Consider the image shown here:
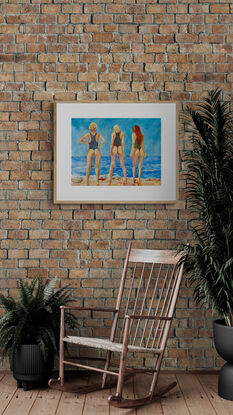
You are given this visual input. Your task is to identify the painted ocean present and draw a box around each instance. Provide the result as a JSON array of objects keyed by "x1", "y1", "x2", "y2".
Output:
[{"x1": 72, "y1": 156, "x2": 161, "y2": 180}]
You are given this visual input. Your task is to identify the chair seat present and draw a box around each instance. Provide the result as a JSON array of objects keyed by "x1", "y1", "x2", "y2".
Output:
[{"x1": 63, "y1": 336, "x2": 162, "y2": 354}]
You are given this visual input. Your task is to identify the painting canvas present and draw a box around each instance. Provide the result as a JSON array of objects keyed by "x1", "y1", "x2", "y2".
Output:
[
  {"x1": 71, "y1": 118, "x2": 161, "y2": 187},
  {"x1": 54, "y1": 103, "x2": 177, "y2": 203}
]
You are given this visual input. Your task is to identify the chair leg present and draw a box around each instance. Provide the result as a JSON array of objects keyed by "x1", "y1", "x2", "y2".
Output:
[
  {"x1": 102, "y1": 351, "x2": 112, "y2": 388},
  {"x1": 109, "y1": 316, "x2": 130, "y2": 403},
  {"x1": 149, "y1": 352, "x2": 177, "y2": 400},
  {"x1": 59, "y1": 349, "x2": 64, "y2": 387},
  {"x1": 59, "y1": 307, "x2": 65, "y2": 387},
  {"x1": 116, "y1": 317, "x2": 130, "y2": 397},
  {"x1": 149, "y1": 353, "x2": 162, "y2": 397},
  {"x1": 116, "y1": 349, "x2": 126, "y2": 396}
]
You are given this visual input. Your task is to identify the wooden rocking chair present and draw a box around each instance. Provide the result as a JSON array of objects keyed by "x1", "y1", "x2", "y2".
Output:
[{"x1": 49, "y1": 242, "x2": 185, "y2": 409}]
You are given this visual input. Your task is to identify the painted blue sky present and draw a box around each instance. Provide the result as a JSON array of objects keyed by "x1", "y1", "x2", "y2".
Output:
[{"x1": 71, "y1": 118, "x2": 161, "y2": 157}]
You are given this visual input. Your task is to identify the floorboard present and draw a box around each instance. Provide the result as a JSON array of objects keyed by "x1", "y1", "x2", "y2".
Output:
[
  {"x1": 0, "y1": 374, "x2": 18, "y2": 414},
  {"x1": 55, "y1": 372, "x2": 89, "y2": 415},
  {"x1": 2, "y1": 385, "x2": 39, "y2": 415},
  {"x1": 160, "y1": 373, "x2": 189, "y2": 415},
  {"x1": 0, "y1": 371, "x2": 233, "y2": 415},
  {"x1": 176, "y1": 373, "x2": 217, "y2": 415},
  {"x1": 198, "y1": 374, "x2": 233, "y2": 415},
  {"x1": 28, "y1": 387, "x2": 62, "y2": 415},
  {"x1": 83, "y1": 376, "x2": 110, "y2": 415},
  {"x1": 110, "y1": 375, "x2": 135, "y2": 415},
  {"x1": 135, "y1": 373, "x2": 163, "y2": 415}
]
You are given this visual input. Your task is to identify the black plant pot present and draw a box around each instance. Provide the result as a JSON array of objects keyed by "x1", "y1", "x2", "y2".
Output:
[
  {"x1": 12, "y1": 344, "x2": 54, "y2": 391},
  {"x1": 213, "y1": 319, "x2": 233, "y2": 401}
]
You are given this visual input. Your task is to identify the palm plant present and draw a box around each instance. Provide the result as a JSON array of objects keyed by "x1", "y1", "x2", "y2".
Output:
[
  {"x1": 0, "y1": 277, "x2": 77, "y2": 365},
  {"x1": 182, "y1": 89, "x2": 233, "y2": 326}
]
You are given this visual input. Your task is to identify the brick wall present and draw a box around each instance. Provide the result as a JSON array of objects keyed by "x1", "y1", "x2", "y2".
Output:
[{"x1": 0, "y1": 0, "x2": 232, "y2": 370}]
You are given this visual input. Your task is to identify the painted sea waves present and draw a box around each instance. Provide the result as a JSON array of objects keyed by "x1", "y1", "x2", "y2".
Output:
[{"x1": 72, "y1": 155, "x2": 161, "y2": 186}]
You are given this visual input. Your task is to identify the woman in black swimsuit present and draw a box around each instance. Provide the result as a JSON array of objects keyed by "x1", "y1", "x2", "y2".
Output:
[
  {"x1": 79, "y1": 122, "x2": 105, "y2": 186},
  {"x1": 108, "y1": 125, "x2": 127, "y2": 185}
]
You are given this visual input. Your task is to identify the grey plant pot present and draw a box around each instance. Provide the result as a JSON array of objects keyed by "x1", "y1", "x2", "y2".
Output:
[
  {"x1": 213, "y1": 319, "x2": 233, "y2": 401},
  {"x1": 12, "y1": 344, "x2": 54, "y2": 391}
]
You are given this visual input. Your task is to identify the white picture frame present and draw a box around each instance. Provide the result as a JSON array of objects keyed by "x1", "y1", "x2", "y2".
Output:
[{"x1": 54, "y1": 102, "x2": 178, "y2": 204}]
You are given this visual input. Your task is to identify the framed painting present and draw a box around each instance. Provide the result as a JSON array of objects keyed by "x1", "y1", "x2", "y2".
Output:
[{"x1": 54, "y1": 102, "x2": 178, "y2": 204}]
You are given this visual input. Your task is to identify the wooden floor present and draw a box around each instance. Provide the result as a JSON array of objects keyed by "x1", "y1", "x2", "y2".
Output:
[{"x1": 0, "y1": 371, "x2": 233, "y2": 415}]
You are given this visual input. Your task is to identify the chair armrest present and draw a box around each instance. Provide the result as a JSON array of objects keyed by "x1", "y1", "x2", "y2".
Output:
[
  {"x1": 126, "y1": 314, "x2": 172, "y2": 321},
  {"x1": 60, "y1": 306, "x2": 117, "y2": 313}
]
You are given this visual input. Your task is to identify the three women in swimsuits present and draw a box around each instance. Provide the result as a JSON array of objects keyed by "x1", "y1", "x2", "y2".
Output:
[
  {"x1": 78, "y1": 122, "x2": 146, "y2": 186},
  {"x1": 79, "y1": 122, "x2": 105, "y2": 186},
  {"x1": 108, "y1": 125, "x2": 127, "y2": 185},
  {"x1": 130, "y1": 125, "x2": 146, "y2": 185}
]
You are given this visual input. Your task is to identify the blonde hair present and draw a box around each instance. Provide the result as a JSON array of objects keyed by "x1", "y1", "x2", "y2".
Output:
[
  {"x1": 89, "y1": 122, "x2": 97, "y2": 131},
  {"x1": 113, "y1": 125, "x2": 120, "y2": 133}
]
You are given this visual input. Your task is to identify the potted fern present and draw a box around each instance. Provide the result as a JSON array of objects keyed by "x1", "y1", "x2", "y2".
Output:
[
  {"x1": 182, "y1": 89, "x2": 233, "y2": 400},
  {"x1": 0, "y1": 277, "x2": 77, "y2": 391}
]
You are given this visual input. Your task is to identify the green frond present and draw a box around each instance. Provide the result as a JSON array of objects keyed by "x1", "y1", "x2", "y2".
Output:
[
  {"x1": 0, "y1": 276, "x2": 77, "y2": 363},
  {"x1": 0, "y1": 294, "x2": 17, "y2": 311},
  {"x1": 43, "y1": 278, "x2": 57, "y2": 302},
  {"x1": 180, "y1": 89, "x2": 233, "y2": 326}
]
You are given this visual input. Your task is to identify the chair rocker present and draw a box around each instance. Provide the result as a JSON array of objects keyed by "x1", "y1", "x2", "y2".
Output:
[{"x1": 49, "y1": 242, "x2": 184, "y2": 409}]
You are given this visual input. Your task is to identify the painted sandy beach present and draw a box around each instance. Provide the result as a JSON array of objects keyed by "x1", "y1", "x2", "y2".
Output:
[{"x1": 71, "y1": 176, "x2": 161, "y2": 186}]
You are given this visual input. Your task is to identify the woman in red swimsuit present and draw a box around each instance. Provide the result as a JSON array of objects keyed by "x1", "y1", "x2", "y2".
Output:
[
  {"x1": 108, "y1": 125, "x2": 127, "y2": 185},
  {"x1": 79, "y1": 122, "x2": 105, "y2": 186},
  {"x1": 130, "y1": 125, "x2": 146, "y2": 185}
]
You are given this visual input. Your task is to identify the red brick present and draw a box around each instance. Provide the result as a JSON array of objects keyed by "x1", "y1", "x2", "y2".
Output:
[
  {"x1": 210, "y1": 4, "x2": 229, "y2": 13},
  {"x1": 0, "y1": 113, "x2": 9, "y2": 122},
  {"x1": 0, "y1": 171, "x2": 9, "y2": 180},
  {"x1": 1, "y1": 4, "x2": 20, "y2": 13},
  {"x1": 0, "y1": 260, "x2": 17, "y2": 268},
  {"x1": 147, "y1": 5, "x2": 166, "y2": 13},
  {"x1": 0, "y1": 92, "x2": 12, "y2": 101},
  {"x1": 62, "y1": 221, "x2": 81, "y2": 230},
  {"x1": 93, "y1": 33, "x2": 114, "y2": 42},
  {"x1": 51, "y1": 211, "x2": 72, "y2": 220},
  {"x1": 106, "y1": 5, "x2": 126, "y2": 13},
  {"x1": 122, "y1": 34, "x2": 141, "y2": 43},
  {"x1": 114, "y1": 15, "x2": 132, "y2": 24},
  {"x1": 41, "y1": 5, "x2": 61, "y2": 14},
  {"x1": 34, "y1": 92, "x2": 53, "y2": 101},
  {"x1": 28, "y1": 269, "x2": 48, "y2": 279},
  {"x1": 0, "y1": 25, "x2": 18, "y2": 34},
  {"x1": 29, "y1": 230, "x2": 49, "y2": 239},
  {"x1": 189, "y1": 5, "x2": 209, "y2": 13},
  {"x1": 8, "y1": 230, "x2": 28, "y2": 239},
  {"x1": 8, "y1": 250, "x2": 28, "y2": 259}
]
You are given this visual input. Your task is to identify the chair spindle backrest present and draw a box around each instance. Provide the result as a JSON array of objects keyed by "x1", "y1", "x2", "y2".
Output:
[{"x1": 112, "y1": 243, "x2": 184, "y2": 350}]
